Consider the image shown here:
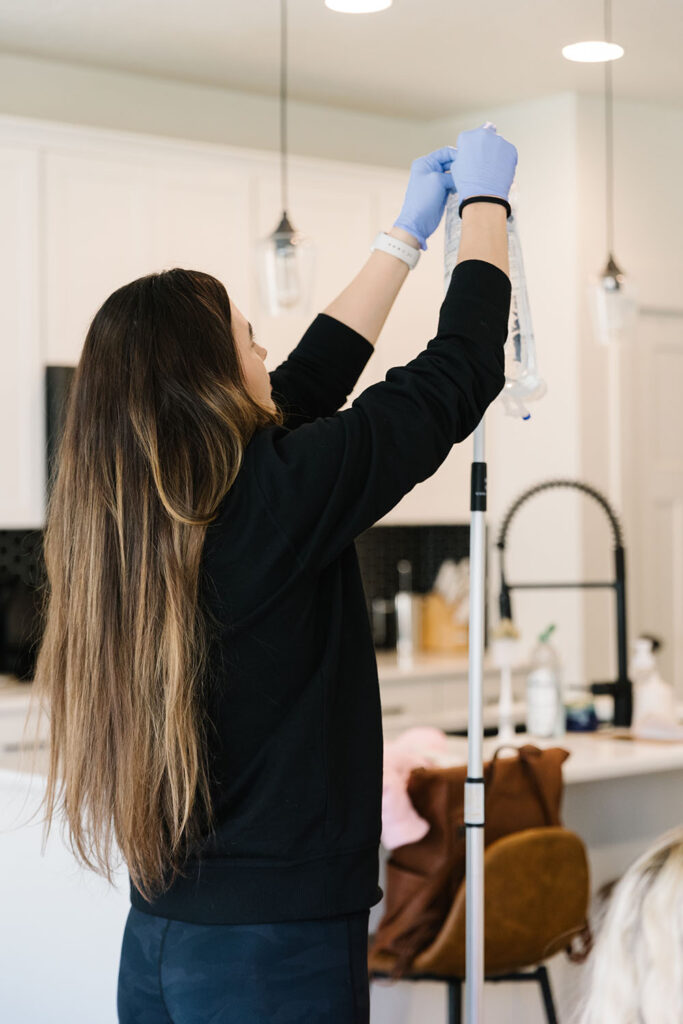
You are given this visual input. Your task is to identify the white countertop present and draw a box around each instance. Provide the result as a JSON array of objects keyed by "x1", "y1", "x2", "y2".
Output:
[
  {"x1": 436, "y1": 730, "x2": 683, "y2": 785},
  {"x1": 0, "y1": 654, "x2": 509, "y2": 702},
  {"x1": 6, "y1": 672, "x2": 683, "y2": 787},
  {"x1": 382, "y1": 700, "x2": 528, "y2": 735},
  {"x1": 374, "y1": 650, "x2": 520, "y2": 682},
  {"x1": 0, "y1": 675, "x2": 35, "y2": 709}
]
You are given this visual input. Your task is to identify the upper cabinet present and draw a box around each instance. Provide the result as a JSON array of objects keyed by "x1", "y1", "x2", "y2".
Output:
[
  {"x1": 0, "y1": 146, "x2": 43, "y2": 528},
  {"x1": 44, "y1": 150, "x2": 253, "y2": 364},
  {"x1": 1, "y1": 118, "x2": 472, "y2": 527}
]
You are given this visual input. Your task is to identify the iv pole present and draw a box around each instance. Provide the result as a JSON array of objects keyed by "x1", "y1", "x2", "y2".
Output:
[
  {"x1": 444, "y1": 140, "x2": 543, "y2": 1021},
  {"x1": 465, "y1": 420, "x2": 486, "y2": 1023}
]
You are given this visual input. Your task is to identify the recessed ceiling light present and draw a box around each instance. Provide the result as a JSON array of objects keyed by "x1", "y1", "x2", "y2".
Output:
[
  {"x1": 562, "y1": 40, "x2": 625, "y2": 62},
  {"x1": 325, "y1": 0, "x2": 392, "y2": 12}
]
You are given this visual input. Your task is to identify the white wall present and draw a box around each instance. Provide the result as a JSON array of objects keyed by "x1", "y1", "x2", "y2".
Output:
[
  {"x1": 424, "y1": 93, "x2": 585, "y2": 685},
  {"x1": 424, "y1": 92, "x2": 683, "y2": 693},
  {"x1": 576, "y1": 95, "x2": 683, "y2": 690}
]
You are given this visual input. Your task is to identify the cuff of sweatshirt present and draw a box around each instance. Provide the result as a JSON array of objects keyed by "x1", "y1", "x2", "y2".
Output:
[
  {"x1": 439, "y1": 259, "x2": 512, "y2": 336},
  {"x1": 293, "y1": 313, "x2": 375, "y2": 394}
]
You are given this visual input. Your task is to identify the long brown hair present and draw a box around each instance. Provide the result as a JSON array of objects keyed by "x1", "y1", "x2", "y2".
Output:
[{"x1": 25, "y1": 268, "x2": 284, "y2": 901}]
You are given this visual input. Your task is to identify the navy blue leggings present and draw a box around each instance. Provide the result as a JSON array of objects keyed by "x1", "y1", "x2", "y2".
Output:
[{"x1": 117, "y1": 904, "x2": 371, "y2": 1023}]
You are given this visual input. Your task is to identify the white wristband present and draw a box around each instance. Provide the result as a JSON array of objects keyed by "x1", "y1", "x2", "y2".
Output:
[{"x1": 370, "y1": 231, "x2": 421, "y2": 270}]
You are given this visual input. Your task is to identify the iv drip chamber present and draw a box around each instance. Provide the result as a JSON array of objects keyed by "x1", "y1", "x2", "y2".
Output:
[{"x1": 443, "y1": 184, "x2": 546, "y2": 420}]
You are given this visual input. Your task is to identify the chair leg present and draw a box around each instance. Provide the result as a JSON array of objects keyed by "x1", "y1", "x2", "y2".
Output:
[
  {"x1": 447, "y1": 979, "x2": 462, "y2": 1024},
  {"x1": 536, "y1": 965, "x2": 559, "y2": 1024}
]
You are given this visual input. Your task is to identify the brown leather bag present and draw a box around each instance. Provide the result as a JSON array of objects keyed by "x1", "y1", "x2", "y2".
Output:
[{"x1": 369, "y1": 744, "x2": 570, "y2": 978}]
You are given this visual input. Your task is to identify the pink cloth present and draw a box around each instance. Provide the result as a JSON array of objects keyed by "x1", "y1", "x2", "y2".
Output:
[{"x1": 381, "y1": 726, "x2": 449, "y2": 851}]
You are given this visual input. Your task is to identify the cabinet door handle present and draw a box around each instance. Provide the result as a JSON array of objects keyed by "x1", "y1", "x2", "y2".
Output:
[{"x1": 381, "y1": 705, "x2": 405, "y2": 717}]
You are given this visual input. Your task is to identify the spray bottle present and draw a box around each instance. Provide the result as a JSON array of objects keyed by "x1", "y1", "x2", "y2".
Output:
[
  {"x1": 526, "y1": 624, "x2": 564, "y2": 738},
  {"x1": 630, "y1": 635, "x2": 681, "y2": 738}
]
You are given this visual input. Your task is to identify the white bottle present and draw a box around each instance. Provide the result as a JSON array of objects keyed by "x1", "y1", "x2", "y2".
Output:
[
  {"x1": 394, "y1": 559, "x2": 421, "y2": 668},
  {"x1": 630, "y1": 636, "x2": 678, "y2": 735},
  {"x1": 526, "y1": 624, "x2": 564, "y2": 738}
]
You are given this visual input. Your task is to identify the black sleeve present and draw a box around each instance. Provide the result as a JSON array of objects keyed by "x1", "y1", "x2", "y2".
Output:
[
  {"x1": 268, "y1": 313, "x2": 375, "y2": 429},
  {"x1": 252, "y1": 259, "x2": 511, "y2": 572}
]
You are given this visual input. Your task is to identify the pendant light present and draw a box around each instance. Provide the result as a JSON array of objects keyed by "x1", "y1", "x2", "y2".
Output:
[
  {"x1": 589, "y1": 0, "x2": 638, "y2": 345},
  {"x1": 256, "y1": 0, "x2": 315, "y2": 316}
]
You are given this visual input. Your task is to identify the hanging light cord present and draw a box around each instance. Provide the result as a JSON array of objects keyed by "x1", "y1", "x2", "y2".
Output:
[
  {"x1": 604, "y1": 0, "x2": 614, "y2": 257},
  {"x1": 280, "y1": 0, "x2": 289, "y2": 216}
]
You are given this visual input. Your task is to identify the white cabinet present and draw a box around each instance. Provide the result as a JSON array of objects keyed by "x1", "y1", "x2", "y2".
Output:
[
  {"x1": 1, "y1": 117, "x2": 471, "y2": 526},
  {"x1": 44, "y1": 150, "x2": 154, "y2": 364},
  {"x1": 44, "y1": 150, "x2": 253, "y2": 365},
  {"x1": 0, "y1": 146, "x2": 43, "y2": 527}
]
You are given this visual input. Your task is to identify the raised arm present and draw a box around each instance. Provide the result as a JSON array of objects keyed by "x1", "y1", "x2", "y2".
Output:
[
  {"x1": 322, "y1": 225, "x2": 420, "y2": 346},
  {"x1": 269, "y1": 128, "x2": 514, "y2": 428},
  {"x1": 268, "y1": 148, "x2": 457, "y2": 426},
  {"x1": 323, "y1": 147, "x2": 458, "y2": 344},
  {"x1": 253, "y1": 126, "x2": 519, "y2": 572}
]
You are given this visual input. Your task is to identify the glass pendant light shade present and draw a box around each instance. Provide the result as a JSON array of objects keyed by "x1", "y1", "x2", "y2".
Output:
[
  {"x1": 590, "y1": 253, "x2": 638, "y2": 346},
  {"x1": 256, "y1": 0, "x2": 316, "y2": 316},
  {"x1": 587, "y1": 0, "x2": 638, "y2": 346},
  {"x1": 257, "y1": 211, "x2": 315, "y2": 316}
]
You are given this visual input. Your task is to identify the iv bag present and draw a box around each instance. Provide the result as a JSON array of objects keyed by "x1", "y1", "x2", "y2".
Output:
[{"x1": 444, "y1": 187, "x2": 546, "y2": 419}]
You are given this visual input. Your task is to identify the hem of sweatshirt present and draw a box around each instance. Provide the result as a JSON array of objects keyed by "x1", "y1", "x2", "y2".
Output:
[{"x1": 128, "y1": 842, "x2": 383, "y2": 925}]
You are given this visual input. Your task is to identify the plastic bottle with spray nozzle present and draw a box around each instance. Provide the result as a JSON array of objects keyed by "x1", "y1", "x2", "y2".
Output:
[
  {"x1": 630, "y1": 635, "x2": 681, "y2": 738},
  {"x1": 526, "y1": 624, "x2": 564, "y2": 738}
]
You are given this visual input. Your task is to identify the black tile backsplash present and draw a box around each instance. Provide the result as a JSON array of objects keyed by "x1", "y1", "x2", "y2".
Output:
[
  {"x1": 0, "y1": 529, "x2": 45, "y2": 681},
  {"x1": 355, "y1": 523, "x2": 470, "y2": 608},
  {"x1": 1, "y1": 522, "x2": 476, "y2": 679}
]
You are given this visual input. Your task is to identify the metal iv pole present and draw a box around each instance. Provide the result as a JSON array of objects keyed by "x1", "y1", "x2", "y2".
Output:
[
  {"x1": 465, "y1": 420, "x2": 487, "y2": 1023},
  {"x1": 443, "y1": 137, "x2": 545, "y2": 1020}
]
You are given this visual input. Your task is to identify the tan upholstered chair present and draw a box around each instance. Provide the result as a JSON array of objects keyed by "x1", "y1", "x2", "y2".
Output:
[{"x1": 369, "y1": 826, "x2": 590, "y2": 1024}]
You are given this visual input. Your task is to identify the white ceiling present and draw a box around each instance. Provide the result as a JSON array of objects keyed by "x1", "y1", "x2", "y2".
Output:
[{"x1": 0, "y1": 0, "x2": 681, "y2": 119}]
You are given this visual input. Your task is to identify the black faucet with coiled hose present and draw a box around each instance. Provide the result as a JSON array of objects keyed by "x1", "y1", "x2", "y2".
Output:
[{"x1": 496, "y1": 479, "x2": 632, "y2": 727}]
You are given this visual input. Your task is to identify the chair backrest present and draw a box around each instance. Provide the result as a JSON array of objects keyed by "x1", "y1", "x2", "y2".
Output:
[{"x1": 412, "y1": 826, "x2": 590, "y2": 977}]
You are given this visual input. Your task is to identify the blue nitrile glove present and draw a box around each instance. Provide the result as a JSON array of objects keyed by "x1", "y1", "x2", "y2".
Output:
[
  {"x1": 450, "y1": 122, "x2": 518, "y2": 206},
  {"x1": 393, "y1": 146, "x2": 458, "y2": 251}
]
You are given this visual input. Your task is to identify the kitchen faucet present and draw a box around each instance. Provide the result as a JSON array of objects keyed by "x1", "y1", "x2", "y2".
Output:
[{"x1": 496, "y1": 478, "x2": 632, "y2": 728}]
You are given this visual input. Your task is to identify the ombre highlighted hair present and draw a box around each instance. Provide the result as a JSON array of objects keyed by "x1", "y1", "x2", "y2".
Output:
[{"x1": 26, "y1": 268, "x2": 284, "y2": 901}]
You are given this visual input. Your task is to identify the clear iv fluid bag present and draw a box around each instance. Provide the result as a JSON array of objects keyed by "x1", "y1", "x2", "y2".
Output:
[{"x1": 444, "y1": 188, "x2": 546, "y2": 419}]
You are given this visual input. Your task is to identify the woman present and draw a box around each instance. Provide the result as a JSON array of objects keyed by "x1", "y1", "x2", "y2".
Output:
[
  {"x1": 29, "y1": 123, "x2": 516, "y2": 1023},
  {"x1": 574, "y1": 826, "x2": 683, "y2": 1024}
]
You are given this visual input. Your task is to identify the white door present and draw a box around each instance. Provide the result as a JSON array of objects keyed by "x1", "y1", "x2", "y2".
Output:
[{"x1": 627, "y1": 310, "x2": 683, "y2": 693}]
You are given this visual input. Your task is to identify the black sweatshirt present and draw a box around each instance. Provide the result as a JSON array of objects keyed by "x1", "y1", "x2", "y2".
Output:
[{"x1": 128, "y1": 258, "x2": 511, "y2": 924}]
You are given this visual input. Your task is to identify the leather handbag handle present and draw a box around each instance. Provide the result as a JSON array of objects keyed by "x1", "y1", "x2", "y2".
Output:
[
  {"x1": 518, "y1": 746, "x2": 555, "y2": 825},
  {"x1": 485, "y1": 745, "x2": 555, "y2": 825}
]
